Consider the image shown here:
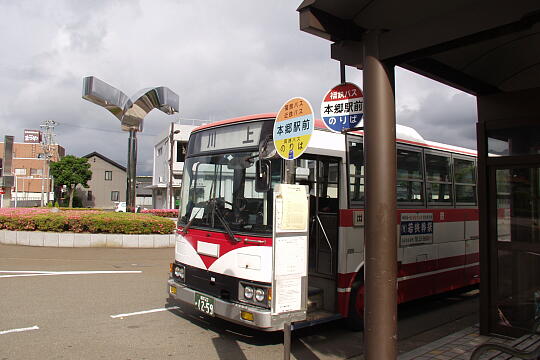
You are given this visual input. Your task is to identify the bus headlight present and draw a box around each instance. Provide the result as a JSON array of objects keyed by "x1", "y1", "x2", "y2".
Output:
[
  {"x1": 173, "y1": 264, "x2": 185, "y2": 281},
  {"x1": 244, "y1": 286, "x2": 254, "y2": 299},
  {"x1": 239, "y1": 282, "x2": 271, "y2": 308},
  {"x1": 255, "y1": 288, "x2": 265, "y2": 302}
]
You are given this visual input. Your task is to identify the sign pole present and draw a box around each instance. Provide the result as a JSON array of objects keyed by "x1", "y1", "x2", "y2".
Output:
[
  {"x1": 283, "y1": 158, "x2": 295, "y2": 360},
  {"x1": 284, "y1": 159, "x2": 295, "y2": 184},
  {"x1": 283, "y1": 318, "x2": 292, "y2": 360},
  {"x1": 273, "y1": 97, "x2": 314, "y2": 360}
]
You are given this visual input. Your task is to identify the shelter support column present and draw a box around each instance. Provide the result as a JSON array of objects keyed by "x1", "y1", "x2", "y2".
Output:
[{"x1": 363, "y1": 31, "x2": 398, "y2": 360}]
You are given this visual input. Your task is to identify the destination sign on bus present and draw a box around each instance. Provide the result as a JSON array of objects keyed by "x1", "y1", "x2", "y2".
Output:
[
  {"x1": 191, "y1": 122, "x2": 263, "y2": 154},
  {"x1": 399, "y1": 213, "x2": 434, "y2": 246}
]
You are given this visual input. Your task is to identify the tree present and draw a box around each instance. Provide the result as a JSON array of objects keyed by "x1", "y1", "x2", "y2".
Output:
[{"x1": 49, "y1": 155, "x2": 92, "y2": 208}]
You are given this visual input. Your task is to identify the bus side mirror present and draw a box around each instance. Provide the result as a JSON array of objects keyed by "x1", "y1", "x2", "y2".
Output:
[{"x1": 255, "y1": 159, "x2": 271, "y2": 192}]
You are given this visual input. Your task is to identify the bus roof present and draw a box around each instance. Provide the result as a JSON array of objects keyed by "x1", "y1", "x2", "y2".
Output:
[{"x1": 192, "y1": 113, "x2": 477, "y2": 157}]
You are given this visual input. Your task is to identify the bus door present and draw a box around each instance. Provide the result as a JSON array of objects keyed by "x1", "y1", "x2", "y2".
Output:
[{"x1": 295, "y1": 156, "x2": 340, "y2": 315}]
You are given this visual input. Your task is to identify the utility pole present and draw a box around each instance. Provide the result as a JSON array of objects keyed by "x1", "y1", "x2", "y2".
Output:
[{"x1": 40, "y1": 120, "x2": 57, "y2": 206}]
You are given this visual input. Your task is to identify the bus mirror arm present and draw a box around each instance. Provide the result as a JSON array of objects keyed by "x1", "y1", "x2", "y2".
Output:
[{"x1": 259, "y1": 134, "x2": 277, "y2": 159}]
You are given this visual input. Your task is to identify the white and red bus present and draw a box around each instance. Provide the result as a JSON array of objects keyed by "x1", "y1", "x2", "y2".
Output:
[{"x1": 168, "y1": 113, "x2": 479, "y2": 331}]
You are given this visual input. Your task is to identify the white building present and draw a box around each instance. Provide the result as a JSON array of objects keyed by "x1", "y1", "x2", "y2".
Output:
[{"x1": 151, "y1": 122, "x2": 198, "y2": 209}]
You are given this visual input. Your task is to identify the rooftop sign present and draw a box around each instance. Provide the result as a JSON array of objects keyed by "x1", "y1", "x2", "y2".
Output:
[{"x1": 24, "y1": 130, "x2": 42, "y2": 144}]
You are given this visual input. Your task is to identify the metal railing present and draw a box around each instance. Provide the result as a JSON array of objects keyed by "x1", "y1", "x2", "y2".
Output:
[
  {"x1": 471, "y1": 321, "x2": 540, "y2": 360},
  {"x1": 470, "y1": 341, "x2": 540, "y2": 359},
  {"x1": 316, "y1": 215, "x2": 333, "y2": 272}
]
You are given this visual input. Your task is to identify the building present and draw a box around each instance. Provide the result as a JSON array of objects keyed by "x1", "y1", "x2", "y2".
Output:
[
  {"x1": 0, "y1": 141, "x2": 65, "y2": 207},
  {"x1": 80, "y1": 152, "x2": 127, "y2": 209},
  {"x1": 77, "y1": 152, "x2": 154, "y2": 209},
  {"x1": 151, "y1": 122, "x2": 197, "y2": 209},
  {"x1": 135, "y1": 176, "x2": 153, "y2": 209}
]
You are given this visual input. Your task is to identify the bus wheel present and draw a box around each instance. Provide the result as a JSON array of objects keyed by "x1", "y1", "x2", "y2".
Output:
[{"x1": 345, "y1": 284, "x2": 365, "y2": 331}]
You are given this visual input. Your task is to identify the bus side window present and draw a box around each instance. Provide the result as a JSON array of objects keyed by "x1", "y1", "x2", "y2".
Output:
[
  {"x1": 425, "y1": 153, "x2": 453, "y2": 204},
  {"x1": 397, "y1": 148, "x2": 424, "y2": 204},
  {"x1": 348, "y1": 139, "x2": 364, "y2": 207},
  {"x1": 454, "y1": 157, "x2": 477, "y2": 204}
]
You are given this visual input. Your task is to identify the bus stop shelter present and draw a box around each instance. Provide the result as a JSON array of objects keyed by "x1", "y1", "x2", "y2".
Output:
[{"x1": 297, "y1": 0, "x2": 540, "y2": 358}]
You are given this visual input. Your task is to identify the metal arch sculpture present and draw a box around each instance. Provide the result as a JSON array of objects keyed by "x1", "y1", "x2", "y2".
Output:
[{"x1": 82, "y1": 76, "x2": 179, "y2": 211}]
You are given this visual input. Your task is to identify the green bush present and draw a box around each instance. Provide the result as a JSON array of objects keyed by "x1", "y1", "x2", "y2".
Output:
[
  {"x1": 33, "y1": 214, "x2": 69, "y2": 232},
  {"x1": 0, "y1": 209, "x2": 175, "y2": 234}
]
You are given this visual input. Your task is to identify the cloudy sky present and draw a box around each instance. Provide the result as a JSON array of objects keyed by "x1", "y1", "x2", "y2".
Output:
[{"x1": 0, "y1": 1, "x2": 477, "y2": 175}]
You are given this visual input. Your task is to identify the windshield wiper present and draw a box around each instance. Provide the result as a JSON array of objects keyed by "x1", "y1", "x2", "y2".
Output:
[
  {"x1": 183, "y1": 199, "x2": 239, "y2": 242},
  {"x1": 182, "y1": 207, "x2": 203, "y2": 234},
  {"x1": 208, "y1": 199, "x2": 241, "y2": 243}
]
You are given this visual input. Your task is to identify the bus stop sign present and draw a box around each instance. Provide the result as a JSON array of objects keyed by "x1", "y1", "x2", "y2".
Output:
[
  {"x1": 273, "y1": 97, "x2": 314, "y2": 160},
  {"x1": 320, "y1": 82, "x2": 363, "y2": 132}
]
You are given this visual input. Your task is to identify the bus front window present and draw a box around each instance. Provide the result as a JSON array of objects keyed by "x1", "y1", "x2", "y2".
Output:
[{"x1": 179, "y1": 152, "x2": 278, "y2": 235}]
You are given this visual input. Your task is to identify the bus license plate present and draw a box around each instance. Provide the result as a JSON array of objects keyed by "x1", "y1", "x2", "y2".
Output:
[{"x1": 195, "y1": 293, "x2": 214, "y2": 316}]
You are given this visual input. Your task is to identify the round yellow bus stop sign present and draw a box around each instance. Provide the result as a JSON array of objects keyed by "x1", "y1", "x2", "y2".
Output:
[{"x1": 273, "y1": 97, "x2": 314, "y2": 160}]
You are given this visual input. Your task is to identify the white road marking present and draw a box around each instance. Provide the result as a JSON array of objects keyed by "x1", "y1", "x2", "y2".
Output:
[
  {"x1": 0, "y1": 325, "x2": 39, "y2": 335},
  {"x1": 0, "y1": 270, "x2": 57, "y2": 274},
  {"x1": 110, "y1": 306, "x2": 179, "y2": 319},
  {"x1": 0, "y1": 270, "x2": 142, "y2": 278}
]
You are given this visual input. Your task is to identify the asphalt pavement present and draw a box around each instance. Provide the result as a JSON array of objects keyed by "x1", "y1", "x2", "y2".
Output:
[{"x1": 0, "y1": 244, "x2": 478, "y2": 359}]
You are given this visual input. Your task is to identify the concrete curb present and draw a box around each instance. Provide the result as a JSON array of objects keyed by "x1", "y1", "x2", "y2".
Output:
[{"x1": 0, "y1": 230, "x2": 175, "y2": 248}]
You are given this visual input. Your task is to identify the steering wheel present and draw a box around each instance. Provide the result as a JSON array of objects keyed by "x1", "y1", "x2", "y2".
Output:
[{"x1": 215, "y1": 198, "x2": 233, "y2": 210}]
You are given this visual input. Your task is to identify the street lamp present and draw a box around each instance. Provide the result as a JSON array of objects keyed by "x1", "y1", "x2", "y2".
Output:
[{"x1": 82, "y1": 76, "x2": 179, "y2": 211}]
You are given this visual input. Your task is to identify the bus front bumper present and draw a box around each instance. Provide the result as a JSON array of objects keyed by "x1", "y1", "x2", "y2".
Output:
[{"x1": 167, "y1": 279, "x2": 284, "y2": 331}]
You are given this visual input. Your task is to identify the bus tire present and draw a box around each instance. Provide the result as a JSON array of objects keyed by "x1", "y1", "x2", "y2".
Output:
[{"x1": 345, "y1": 283, "x2": 365, "y2": 331}]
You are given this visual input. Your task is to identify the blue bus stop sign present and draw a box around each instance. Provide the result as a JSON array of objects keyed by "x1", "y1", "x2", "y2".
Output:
[{"x1": 320, "y1": 82, "x2": 364, "y2": 133}]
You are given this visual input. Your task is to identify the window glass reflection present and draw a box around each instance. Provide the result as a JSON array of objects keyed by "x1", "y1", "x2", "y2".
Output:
[
  {"x1": 497, "y1": 249, "x2": 540, "y2": 333},
  {"x1": 495, "y1": 167, "x2": 540, "y2": 333},
  {"x1": 496, "y1": 168, "x2": 540, "y2": 244},
  {"x1": 488, "y1": 127, "x2": 540, "y2": 157},
  {"x1": 348, "y1": 139, "x2": 364, "y2": 206}
]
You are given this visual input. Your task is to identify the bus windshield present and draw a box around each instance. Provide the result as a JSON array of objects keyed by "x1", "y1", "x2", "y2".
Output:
[{"x1": 179, "y1": 151, "x2": 278, "y2": 236}]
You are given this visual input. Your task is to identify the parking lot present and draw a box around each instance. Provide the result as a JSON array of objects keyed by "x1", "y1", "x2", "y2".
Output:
[{"x1": 0, "y1": 244, "x2": 478, "y2": 359}]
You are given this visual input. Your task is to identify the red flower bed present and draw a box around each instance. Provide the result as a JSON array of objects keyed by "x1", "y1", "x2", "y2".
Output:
[{"x1": 140, "y1": 209, "x2": 179, "y2": 218}]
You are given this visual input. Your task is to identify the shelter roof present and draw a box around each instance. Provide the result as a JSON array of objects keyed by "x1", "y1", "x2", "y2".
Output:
[{"x1": 298, "y1": 0, "x2": 540, "y2": 95}]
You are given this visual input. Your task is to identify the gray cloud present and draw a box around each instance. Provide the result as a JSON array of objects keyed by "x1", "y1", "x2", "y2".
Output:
[
  {"x1": 396, "y1": 74, "x2": 478, "y2": 150},
  {"x1": 0, "y1": 1, "x2": 479, "y2": 175}
]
